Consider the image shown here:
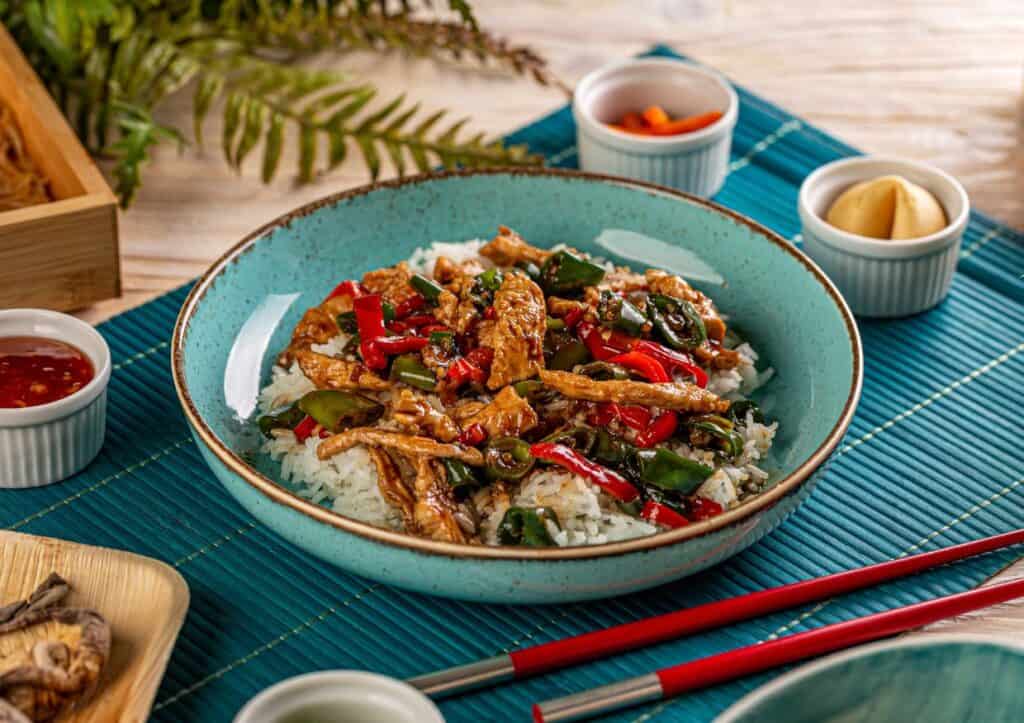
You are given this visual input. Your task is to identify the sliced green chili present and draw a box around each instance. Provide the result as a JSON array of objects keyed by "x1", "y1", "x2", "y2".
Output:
[
  {"x1": 728, "y1": 399, "x2": 765, "y2": 425},
  {"x1": 539, "y1": 250, "x2": 606, "y2": 295},
  {"x1": 575, "y1": 361, "x2": 630, "y2": 381},
  {"x1": 549, "y1": 340, "x2": 590, "y2": 371},
  {"x1": 593, "y1": 429, "x2": 634, "y2": 467},
  {"x1": 497, "y1": 506, "x2": 560, "y2": 547},
  {"x1": 429, "y1": 330, "x2": 455, "y2": 353},
  {"x1": 541, "y1": 425, "x2": 597, "y2": 456},
  {"x1": 634, "y1": 447, "x2": 713, "y2": 495},
  {"x1": 443, "y1": 458, "x2": 482, "y2": 500},
  {"x1": 546, "y1": 317, "x2": 566, "y2": 331},
  {"x1": 484, "y1": 437, "x2": 535, "y2": 481},
  {"x1": 296, "y1": 390, "x2": 384, "y2": 432},
  {"x1": 389, "y1": 354, "x2": 436, "y2": 391},
  {"x1": 410, "y1": 273, "x2": 444, "y2": 303},
  {"x1": 597, "y1": 290, "x2": 646, "y2": 335},
  {"x1": 513, "y1": 379, "x2": 558, "y2": 404},
  {"x1": 690, "y1": 415, "x2": 745, "y2": 459},
  {"x1": 646, "y1": 293, "x2": 707, "y2": 351},
  {"x1": 257, "y1": 404, "x2": 306, "y2": 437}
]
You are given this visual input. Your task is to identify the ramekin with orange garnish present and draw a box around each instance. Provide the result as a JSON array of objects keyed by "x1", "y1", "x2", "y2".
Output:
[{"x1": 572, "y1": 58, "x2": 738, "y2": 197}]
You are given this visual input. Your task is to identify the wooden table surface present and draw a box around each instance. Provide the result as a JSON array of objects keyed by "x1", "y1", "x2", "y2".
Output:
[{"x1": 76, "y1": 1, "x2": 1023, "y2": 636}]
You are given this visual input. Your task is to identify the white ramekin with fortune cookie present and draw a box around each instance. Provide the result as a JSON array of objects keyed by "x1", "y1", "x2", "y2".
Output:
[{"x1": 798, "y1": 156, "x2": 969, "y2": 317}]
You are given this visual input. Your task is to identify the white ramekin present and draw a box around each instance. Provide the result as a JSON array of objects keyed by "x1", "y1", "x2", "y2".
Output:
[
  {"x1": 0, "y1": 309, "x2": 111, "y2": 488},
  {"x1": 798, "y1": 156, "x2": 969, "y2": 318},
  {"x1": 233, "y1": 671, "x2": 444, "y2": 723},
  {"x1": 572, "y1": 58, "x2": 738, "y2": 197}
]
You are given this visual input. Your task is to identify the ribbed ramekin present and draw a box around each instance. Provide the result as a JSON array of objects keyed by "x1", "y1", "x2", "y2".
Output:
[
  {"x1": 0, "y1": 309, "x2": 111, "y2": 488},
  {"x1": 572, "y1": 58, "x2": 738, "y2": 198},
  {"x1": 798, "y1": 156, "x2": 969, "y2": 318}
]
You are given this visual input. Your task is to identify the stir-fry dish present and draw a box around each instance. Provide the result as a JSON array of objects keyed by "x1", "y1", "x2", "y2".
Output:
[{"x1": 258, "y1": 228, "x2": 776, "y2": 547}]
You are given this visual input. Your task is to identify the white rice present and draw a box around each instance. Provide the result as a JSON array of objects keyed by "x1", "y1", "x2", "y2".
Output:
[{"x1": 257, "y1": 242, "x2": 778, "y2": 546}]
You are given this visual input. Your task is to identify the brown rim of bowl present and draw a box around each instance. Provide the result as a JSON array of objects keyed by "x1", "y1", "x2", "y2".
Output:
[{"x1": 172, "y1": 167, "x2": 863, "y2": 562}]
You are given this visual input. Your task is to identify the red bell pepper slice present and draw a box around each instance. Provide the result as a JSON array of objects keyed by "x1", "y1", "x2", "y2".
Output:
[
  {"x1": 688, "y1": 496, "x2": 724, "y2": 521},
  {"x1": 465, "y1": 347, "x2": 494, "y2": 371},
  {"x1": 634, "y1": 340, "x2": 708, "y2": 388},
  {"x1": 354, "y1": 294, "x2": 388, "y2": 369},
  {"x1": 326, "y1": 280, "x2": 365, "y2": 301},
  {"x1": 608, "y1": 351, "x2": 671, "y2": 383},
  {"x1": 483, "y1": 305, "x2": 497, "y2": 320},
  {"x1": 293, "y1": 415, "x2": 319, "y2": 443},
  {"x1": 393, "y1": 294, "x2": 426, "y2": 319},
  {"x1": 458, "y1": 423, "x2": 487, "y2": 446},
  {"x1": 641, "y1": 500, "x2": 690, "y2": 528},
  {"x1": 401, "y1": 313, "x2": 438, "y2": 328},
  {"x1": 415, "y1": 323, "x2": 451, "y2": 336},
  {"x1": 529, "y1": 443, "x2": 639, "y2": 502},
  {"x1": 588, "y1": 403, "x2": 652, "y2": 431},
  {"x1": 563, "y1": 306, "x2": 585, "y2": 330},
  {"x1": 447, "y1": 357, "x2": 486, "y2": 386},
  {"x1": 635, "y1": 411, "x2": 678, "y2": 448},
  {"x1": 578, "y1": 322, "x2": 622, "y2": 361},
  {"x1": 371, "y1": 335, "x2": 429, "y2": 355}
]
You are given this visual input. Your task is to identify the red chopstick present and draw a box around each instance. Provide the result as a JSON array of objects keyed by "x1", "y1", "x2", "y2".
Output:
[
  {"x1": 407, "y1": 529, "x2": 1024, "y2": 698},
  {"x1": 533, "y1": 576, "x2": 1024, "y2": 722}
]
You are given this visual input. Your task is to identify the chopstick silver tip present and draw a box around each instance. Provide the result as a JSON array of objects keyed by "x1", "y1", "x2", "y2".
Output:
[
  {"x1": 534, "y1": 673, "x2": 663, "y2": 723},
  {"x1": 407, "y1": 654, "x2": 515, "y2": 699}
]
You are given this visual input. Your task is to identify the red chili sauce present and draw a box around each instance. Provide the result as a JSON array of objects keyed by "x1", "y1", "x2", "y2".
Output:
[{"x1": 0, "y1": 336, "x2": 94, "y2": 409}]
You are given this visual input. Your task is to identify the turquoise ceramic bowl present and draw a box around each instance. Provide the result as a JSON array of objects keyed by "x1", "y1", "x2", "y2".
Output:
[
  {"x1": 172, "y1": 169, "x2": 862, "y2": 604},
  {"x1": 717, "y1": 635, "x2": 1024, "y2": 722}
]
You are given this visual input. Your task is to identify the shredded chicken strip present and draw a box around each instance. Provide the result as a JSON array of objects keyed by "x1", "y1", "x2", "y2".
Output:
[
  {"x1": 389, "y1": 388, "x2": 459, "y2": 442},
  {"x1": 479, "y1": 226, "x2": 552, "y2": 267},
  {"x1": 367, "y1": 447, "x2": 416, "y2": 530},
  {"x1": 317, "y1": 428, "x2": 484, "y2": 465},
  {"x1": 281, "y1": 307, "x2": 339, "y2": 362},
  {"x1": 483, "y1": 272, "x2": 546, "y2": 389},
  {"x1": 293, "y1": 349, "x2": 390, "y2": 391},
  {"x1": 411, "y1": 457, "x2": 468, "y2": 544},
  {"x1": 461, "y1": 386, "x2": 538, "y2": 438},
  {"x1": 539, "y1": 370, "x2": 729, "y2": 413}
]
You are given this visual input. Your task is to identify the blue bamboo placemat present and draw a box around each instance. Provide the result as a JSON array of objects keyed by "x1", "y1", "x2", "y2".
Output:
[{"x1": 3, "y1": 46, "x2": 1023, "y2": 722}]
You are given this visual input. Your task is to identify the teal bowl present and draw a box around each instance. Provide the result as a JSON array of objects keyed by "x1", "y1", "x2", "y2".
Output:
[
  {"x1": 171, "y1": 169, "x2": 862, "y2": 604},
  {"x1": 717, "y1": 635, "x2": 1024, "y2": 722}
]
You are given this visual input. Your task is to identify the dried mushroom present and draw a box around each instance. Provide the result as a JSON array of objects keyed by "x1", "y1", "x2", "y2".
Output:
[{"x1": 0, "y1": 574, "x2": 111, "y2": 722}]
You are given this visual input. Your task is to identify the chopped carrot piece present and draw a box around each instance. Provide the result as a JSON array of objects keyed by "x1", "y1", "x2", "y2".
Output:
[
  {"x1": 649, "y1": 111, "x2": 723, "y2": 136},
  {"x1": 622, "y1": 111, "x2": 646, "y2": 132},
  {"x1": 642, "y1": 105, "x2": 671, "y2": 127}
]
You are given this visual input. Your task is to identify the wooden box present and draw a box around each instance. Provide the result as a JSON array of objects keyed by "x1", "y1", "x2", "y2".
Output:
[{"x1": 0, "y1": 24, "x2": 120, "y2": 311}]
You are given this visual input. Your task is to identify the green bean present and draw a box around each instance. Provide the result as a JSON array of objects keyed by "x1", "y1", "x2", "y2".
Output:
[
  {"x1": 597, "y1": 290, "x2": 646, "y2": 335},
  {"x1": 539, "y1": 250, "x2": 605, "y2": 295},
  {"x1": 541, "y1": 425, "x2": 597, "y2": 456},
  {"x1": 389, "y1": 354, "x2": 436, "y2": 391},
  {"x1": 497, "y1": 507, "x2": 560, "y2": 547},
  {"x1": 297, "y1": 390, "x2": 383, "y2": 432},
  {"x1": 410, "y1": 273, "x2": 444, "y2": 303},
  {"x1": 443, "y1": 458, "x2": 482, "y2": 500},
  {"x1": 633, "y1": 447, "x2": 712, "y2": 495},
  {"x1": 257, "y1": 404, "x2": 306, "y2": 437},
  {"x1": 549, "y1": 340, "x2": 590, "y2": 371}
]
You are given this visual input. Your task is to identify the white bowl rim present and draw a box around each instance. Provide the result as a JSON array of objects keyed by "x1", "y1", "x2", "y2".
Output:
[
  {"x1": 715, "y1": 633, "x2": 1024, "y2": 723},
  {"x1": 798, "y1": 155, "x2": 970, "y2": 259},
  {"x1": 232, "y1": 670, "x2": 444, "y2": 723},
  {"x1": 171, "y1": 167, "x2": 863, "y2": 562},
  {"x1": 0, "y1": 309, "x2": 112, "y2": 427},
  {"x1": 573, "y1": 58, "x2": 739, "y2": 153}
]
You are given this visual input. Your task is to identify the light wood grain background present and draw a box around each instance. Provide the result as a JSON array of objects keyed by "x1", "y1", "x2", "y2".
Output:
[{"x1": 73, "y1": 1, "x2": 1023, "y2": 636}]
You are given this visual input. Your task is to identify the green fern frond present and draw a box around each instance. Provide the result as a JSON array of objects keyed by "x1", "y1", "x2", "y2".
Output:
[{"x1": 2, "y1": 0, "x2": 553, "y2": 208}]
